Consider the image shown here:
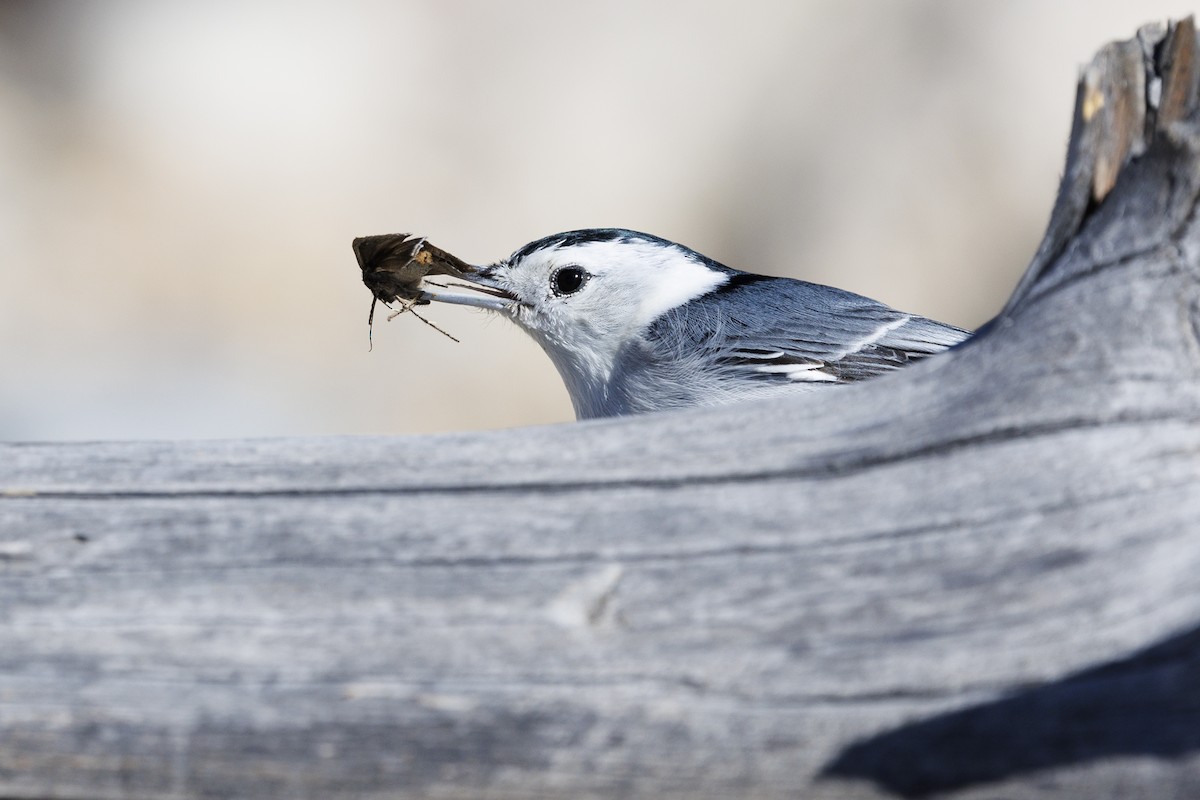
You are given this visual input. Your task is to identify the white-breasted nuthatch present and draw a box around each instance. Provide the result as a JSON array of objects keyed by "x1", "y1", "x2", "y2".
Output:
[{"x1": 414, "y1": 228, "x2": 970, "y2": 420}]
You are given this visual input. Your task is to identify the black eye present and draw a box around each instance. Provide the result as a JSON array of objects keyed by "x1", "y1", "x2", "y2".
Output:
[{"x1": 552, "y1": 266, "x2": 588, "y2": 296}]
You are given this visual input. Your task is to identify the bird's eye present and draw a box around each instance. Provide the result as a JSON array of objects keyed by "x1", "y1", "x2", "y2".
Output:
[{"x1": 552, "y1": 266, "x2": 588, "y2": 296}]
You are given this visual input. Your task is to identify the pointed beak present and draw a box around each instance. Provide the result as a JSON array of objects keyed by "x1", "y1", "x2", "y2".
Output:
[{"x1": 419, "y1": 264, "x2": 515, "y2": 312}]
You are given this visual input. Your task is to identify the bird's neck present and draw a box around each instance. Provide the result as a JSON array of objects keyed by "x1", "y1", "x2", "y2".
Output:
[{"x1": 535, "y1": 334, "x2": 625, "y2": 420}]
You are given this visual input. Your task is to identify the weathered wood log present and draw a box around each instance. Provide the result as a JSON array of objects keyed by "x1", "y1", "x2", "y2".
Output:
[{"x1": 3, "y1": 19, "x2": 1200, "y2": 800}]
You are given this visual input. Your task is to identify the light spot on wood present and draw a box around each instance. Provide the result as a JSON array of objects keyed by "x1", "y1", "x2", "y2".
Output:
[
  {"x1": 342, "y1": 682, "x2": 414, "y2": 700},
  {"x1": 0, "y1": 540, "x2": 33, "y2": 559},
  {"x1": 415, "y1": 693, "x2": 479, "y2": 713},
  {"x1": 1083, "y1": 82, "x2": 1106, "y2": 122},
  {"x1": 546, "y1": 564, "x2": 624, "y2": 629}
]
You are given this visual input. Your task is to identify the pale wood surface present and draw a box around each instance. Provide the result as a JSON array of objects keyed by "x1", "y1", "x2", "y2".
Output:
[{"x1": 2, "y1": 20, "x2": 1200, "y2": 800}]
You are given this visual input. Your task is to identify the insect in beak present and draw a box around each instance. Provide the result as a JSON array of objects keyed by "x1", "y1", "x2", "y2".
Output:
[{"x1": 354, "y1": 233, "x2": 514, "y2": 347}]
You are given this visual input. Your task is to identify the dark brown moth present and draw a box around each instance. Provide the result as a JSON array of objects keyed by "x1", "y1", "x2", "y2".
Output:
[{"x1": 353, "y1": 233, "x2": 475, "y2": 346}]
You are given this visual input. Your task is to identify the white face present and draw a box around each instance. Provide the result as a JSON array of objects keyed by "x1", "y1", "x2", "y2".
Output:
[
  {"x1": 419, "y1": 231, "x2": 730, "y2": 412},
  {"x1": 486, "y1": 235, "x2": 727, "y2": 371}
]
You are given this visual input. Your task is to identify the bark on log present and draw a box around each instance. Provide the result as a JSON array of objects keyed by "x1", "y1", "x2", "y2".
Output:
[{"x1": 3, "y1": 19, "x2": 1200, "y2": 800}]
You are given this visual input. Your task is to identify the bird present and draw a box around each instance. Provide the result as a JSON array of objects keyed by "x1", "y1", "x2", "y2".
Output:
[{"x1": 414, "y1": 228, "x2": 971, "y2": 420}]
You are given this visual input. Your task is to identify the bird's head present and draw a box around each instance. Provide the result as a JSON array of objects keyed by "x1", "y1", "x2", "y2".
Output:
[{"x1": 422, "y1": 229, "x2": 732, "y2": 408}]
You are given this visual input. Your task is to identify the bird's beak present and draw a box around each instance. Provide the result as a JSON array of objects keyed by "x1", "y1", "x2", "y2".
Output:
[{"x1": 419, "y1": 264, "x2": 515, "y2": 312}]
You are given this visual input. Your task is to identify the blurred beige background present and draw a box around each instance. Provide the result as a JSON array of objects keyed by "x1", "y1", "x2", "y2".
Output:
[{"x1": 1, "y1": 1, "x2": 1194, "y2": 440}]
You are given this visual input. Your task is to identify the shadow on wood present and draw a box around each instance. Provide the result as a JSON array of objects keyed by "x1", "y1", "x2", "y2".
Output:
[
  {"x1": 823, "y1": 624, "x2": 1200, "y2": 797},
  {"x1": 2, "y1": 18, "x2": 1200, "y2": 800}
]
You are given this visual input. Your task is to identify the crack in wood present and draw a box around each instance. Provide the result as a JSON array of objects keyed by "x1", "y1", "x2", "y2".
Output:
[{"x1": 1, "y1": 412, "x2": 1193, "y2": 503}]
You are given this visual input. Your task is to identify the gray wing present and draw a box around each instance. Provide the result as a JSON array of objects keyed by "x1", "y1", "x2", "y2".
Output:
[{"x1": 644, "y1": 275, "x2": 971, "y2": 386}]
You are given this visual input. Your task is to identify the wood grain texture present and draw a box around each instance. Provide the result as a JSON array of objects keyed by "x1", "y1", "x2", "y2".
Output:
[{"x1": 3, "y1": 20, "x2": 1200, "y2": 800}]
